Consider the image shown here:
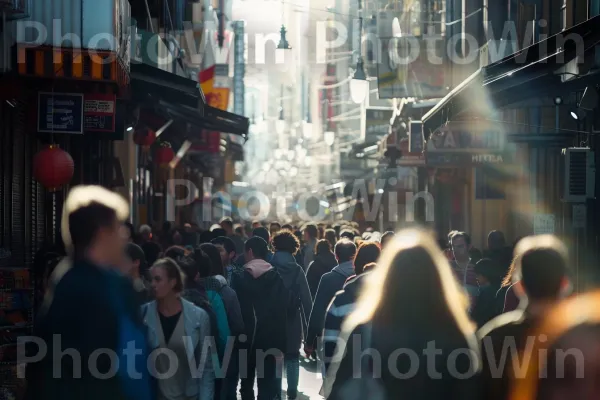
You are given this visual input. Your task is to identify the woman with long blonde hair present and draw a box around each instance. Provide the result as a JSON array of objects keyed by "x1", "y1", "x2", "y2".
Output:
[{"x1": 325, "y1": 229, "x2": 481, "y2": 400}]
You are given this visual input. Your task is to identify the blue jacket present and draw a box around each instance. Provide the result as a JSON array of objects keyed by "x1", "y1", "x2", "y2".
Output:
[{"x1": 31, "y1": 259, "x2": 153, "y2": 400}]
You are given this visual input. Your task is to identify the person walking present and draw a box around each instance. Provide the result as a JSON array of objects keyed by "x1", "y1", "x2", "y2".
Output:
[
  {"x1": 270, "y1": 231, "x2": 313, "y2": 400},
  {"x1": 305, "y1": 240, "x2": 357, "y2": 360},
  {"x1": 236, "y1": 237, "x2": 289, "y2": 400},
  {"x1": 450, "y1": 231, "x2": 479, "y2": 309},
  {"x1": 478, "y1": 235, "x2": 571, "y2": 400},
  {"x1": 302, "y1": 224, "x2": 319, "y2": 272},
  {"x1": 32, "y1": 186, "x2": 152, "y2": 400},
  {"x1": 143, "y1": 258, "x2": 215, "y2": 400},
  {"x1": 470, "y1": 258, "x2": 505, "y2": 328},
  {"x1": 305, "y1": 239, "x2": 338, "y2": 298},
  {"x1": 325, "y1": 229, "x2": 481, "y2": 400}
]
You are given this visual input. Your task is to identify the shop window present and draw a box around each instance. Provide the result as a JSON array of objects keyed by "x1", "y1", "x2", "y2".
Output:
[{"x1": 475, "y1": 167, "x2": 505, "y2": 200}]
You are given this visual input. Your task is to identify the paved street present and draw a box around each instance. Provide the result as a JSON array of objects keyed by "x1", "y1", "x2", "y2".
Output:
[{"x1": 282, "y1": 357, "x2": 324, "y2": 400}]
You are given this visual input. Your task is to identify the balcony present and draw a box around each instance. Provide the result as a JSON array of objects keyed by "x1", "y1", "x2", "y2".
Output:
[{"x1": 16, "y1": 0, "x2": 130, "y2": 55}]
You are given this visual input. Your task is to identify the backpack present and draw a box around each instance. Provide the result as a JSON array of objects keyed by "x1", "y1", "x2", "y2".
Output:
[{"x1": 287, "y1": 266, "x2": 302, "y2": 317}]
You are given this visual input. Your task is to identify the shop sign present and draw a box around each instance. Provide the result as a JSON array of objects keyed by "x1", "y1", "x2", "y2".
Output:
[
  {"x1": 84, "y1": 94, "x2": 116, "y2": 132},
  {"x1": 38, "y1": 92, "x2": 84, "y2": 134},
  {"x1": 425, "y1": 122, "x2": 507, "y2": 166},
  {"x1": 364, "y1": 108, "x2": 394, "y2": 140},
  {"x1": 533, "y1": 214, "x2": 555, "y2": 235}
]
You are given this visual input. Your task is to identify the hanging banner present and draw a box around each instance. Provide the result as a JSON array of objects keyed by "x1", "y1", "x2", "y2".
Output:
[
  {"x1": 232, "y1": 20, "x2": 246, "y2": 117},
  {"x1": 199, "y1": 65, "x2": 230, "y2": 111}
]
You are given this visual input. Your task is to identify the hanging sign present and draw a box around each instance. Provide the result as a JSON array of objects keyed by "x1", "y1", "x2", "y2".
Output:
[
  {"x1": 37, "y1": 92, "x2": 84, "y2": 134},
  {"x1": 533, "y1": 214, "x2": 555, "y2": 235},
  {"x1": 84, "y1": 94, "x2": 116, "y2": 132}
]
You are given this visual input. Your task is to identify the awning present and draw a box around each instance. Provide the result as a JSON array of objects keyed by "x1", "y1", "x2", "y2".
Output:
[
  {"x1": 131, "y1": 63, "x2": 249, "y2": 139},
  {"x1": 422, "y1": 15, "x2": 600, "y2": 136},
  {"x1": 131, "y1": 62, "x2": 204, "y2": 110},
  {"x1": 158, "y1": 100, "x2": 249, "y2": 139}
]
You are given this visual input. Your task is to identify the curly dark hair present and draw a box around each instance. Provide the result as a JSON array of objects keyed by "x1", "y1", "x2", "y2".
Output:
[{"x1": 272, "y1": 230, "x2": 301, "y2": 255}]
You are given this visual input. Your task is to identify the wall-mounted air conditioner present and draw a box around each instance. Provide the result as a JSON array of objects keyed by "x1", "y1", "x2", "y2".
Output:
[{"x1": 563, "y1": 147, "x2": 596, "y2": 202}]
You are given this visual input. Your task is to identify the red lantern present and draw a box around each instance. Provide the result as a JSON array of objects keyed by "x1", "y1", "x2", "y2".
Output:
[
  {"x1": 33, "y1": 145, "x2": 75, "y2": 191},
  {"x1": 155, "y1": 142, "x2": 175, "y2": 165},
  {"x1": 133, "y1": 128, "x2": 156, "y2": 147}
]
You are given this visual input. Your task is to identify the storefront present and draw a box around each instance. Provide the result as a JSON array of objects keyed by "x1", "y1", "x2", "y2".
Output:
[
  {"x1": 128, "y1": 62, "x2": 249, "y2": 227},
  {"x1": 421, "y1": 15, "x2": 600, "y2": 278}
]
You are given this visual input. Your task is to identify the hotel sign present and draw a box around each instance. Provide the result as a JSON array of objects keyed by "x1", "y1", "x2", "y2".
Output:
[{"x1": 426, "y1": 121, "x2": 509, "y2": 166}]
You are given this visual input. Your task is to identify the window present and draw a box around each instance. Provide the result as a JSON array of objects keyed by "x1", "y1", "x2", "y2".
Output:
[{"x1": 475, "y1": 167, "x2": 505, "y2": 200}]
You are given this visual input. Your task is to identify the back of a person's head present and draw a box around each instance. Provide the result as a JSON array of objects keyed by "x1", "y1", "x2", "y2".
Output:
[
  {"x1": 281, "y1": 223, "x2": 293, "y2": 231},
  {"x1": 487, "y1": 230, "x2": 506, "y2": 249},
  {"x1": 245, "y1": 236, "x2": 269, "y2": 260},
  {"x1": 252, "y1": 227, "x2": 270, "y2": 243},
  {"x1": 272, "y1": 230, "x2": 300, "y2": 255},
  {"x1": 340, "y1": 229, "x2": 355, "y2": 241},
  {"x1": 164, "y1": 246, "x2": 186, "y2": 261},
  {"x1": 139, "y1": 224, "x2": 152, "y2": 235},
  {"x1": 192, "y1": 247, "x2": 213, "y2": 278},
  {"x1": 62, "y1": 185, "x2": 128, "y2": 258},
  {"x1": 303, "y1": 223, "x2": 318, "y2": 239},
  {"x1": 211, "y1": 236, "x2": 237, "y2": 256},
  {"x1": 325, "y1": 228, "x2": 337, "y2": 244},
  {"x1": 199, "y1": 230, "x2": 214, "y2": 244},
  {"x1": 220, "y1": 217, "x2": 234, "y2": 229},
  {"x1": 349, "y1": 229, "x2": 473, "y2": 340},
  {"x1": 199, "y1": 243, "x2": 224, "y2": 277},
  {"x1": 513, "y1": 235, "x2": 568, "y2": 301},
  {"x1": 315, "y1": 239, "x2": 332, "y2": 256},
  {"x1": 212, "y1": 228, "x2": 227, "y2": 238},
  {"x1": 354, "y1": 241, "x2": 381, "y2": 275},
  {"x1": 178, "y1": 256, "x2": 199, "y2": 287},
  {"x1": 334, "y1": 239, "x2": 357, "y2": 263}
]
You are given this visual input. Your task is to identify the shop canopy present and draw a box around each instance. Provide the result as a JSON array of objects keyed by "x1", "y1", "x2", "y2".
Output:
[
  {"x1": 131, "y1": 63, "x2": 249, "y2": 139},
  {"x1": 422, "y1": 15, "x2": 600, "y2": 137}
]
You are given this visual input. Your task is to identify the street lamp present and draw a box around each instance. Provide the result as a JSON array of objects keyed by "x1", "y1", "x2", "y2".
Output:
[{"x1": 350, "y1": 58, "x2": 368, "y2": 104}]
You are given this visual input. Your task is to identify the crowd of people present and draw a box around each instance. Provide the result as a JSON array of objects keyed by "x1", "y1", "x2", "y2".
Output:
[{"x1": 24, "y1": 185, "x2": 600, "y2": 400}]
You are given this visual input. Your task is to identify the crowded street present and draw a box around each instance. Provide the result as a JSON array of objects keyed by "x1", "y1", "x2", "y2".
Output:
[{"x1": 2, "y1": 0, "x2": 600, "y2": 400}]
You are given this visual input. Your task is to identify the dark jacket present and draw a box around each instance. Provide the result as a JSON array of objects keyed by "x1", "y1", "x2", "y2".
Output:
[
  {"x1": 29, "y1": 259, "x2": 152, "y2": 400},
  {"x1": 477, "y1": 308, "x2": 541, "y2": 400},
  {"x1": 483, "y1": 247, "x2": 513, "y2": 274},
  {"x1": 307, "y1": 261, "x2": 354, "y2": 347},
  {"x1": 471, "y1": 283, "x2": 502, "y2": 328},
  {"x1": 270, "y1": 251, "x2": 313, "y2": 354},
  {"x1": 201, "y1": 275, "x2": 245, "y2": 336},
  {"x1": 322, "y1": 273, "x2": 367, "y2": 374},
  {"x1": 235, "y1": 259, "x2": 288, "y2": 352},
  {"x1": 326, "y1": 322, "x2": 481, "y2": 400},
  {"x1": 306, "y1": 251, "x2": 338, "y2": 299}
]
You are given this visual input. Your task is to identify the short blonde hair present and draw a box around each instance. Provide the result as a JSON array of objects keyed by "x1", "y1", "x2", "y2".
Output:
[{"x1": 61, "y1": 185, "x2": 129, "y2": 254}]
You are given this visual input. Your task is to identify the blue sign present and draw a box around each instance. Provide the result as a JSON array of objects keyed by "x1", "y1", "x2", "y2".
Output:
[{"x1": 38, "y1": 92, "x2": 84, "y2": 134}]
